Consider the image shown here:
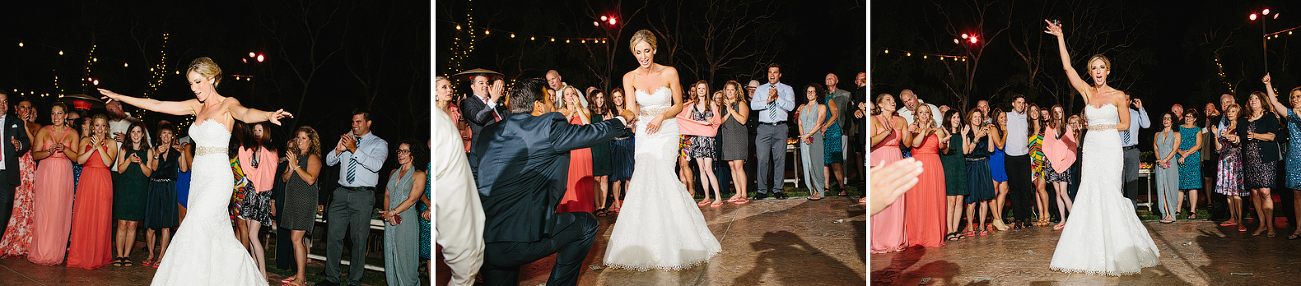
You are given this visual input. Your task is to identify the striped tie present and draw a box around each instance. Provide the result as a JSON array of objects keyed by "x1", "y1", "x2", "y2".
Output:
[
  {"x1": 768, "y1": 84, "x2": 778, "y2": 122},
  {"x1": 347, "y1": 137, "x2": 360, "y2": 184}
]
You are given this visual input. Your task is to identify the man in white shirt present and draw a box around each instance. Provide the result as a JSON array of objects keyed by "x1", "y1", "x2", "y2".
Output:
[
  {"x1": 434, "y1": 108, "x2": 484, "y2": 286},
  {"x1": 321, "y1": 110, "x2": 389, "y2": 286},
  {"x1": 897, "y1": 89, "x2": 941, "y2": 127},
  {"x1": 1120, "y1": 98, "x2": 1150, "y2": 207},
  {"x1": 977, "y1": 99, "x2": 993, "y2": 125},
  {"x1": 750, "y1": 63, "x2": 795, "y2": 200},
  {"x1": 545, "y1": 70, "x2": 583, "y2": 109},
  {"x1": 1003, "y1": 94, "x2": 1034, "y2": 228}
]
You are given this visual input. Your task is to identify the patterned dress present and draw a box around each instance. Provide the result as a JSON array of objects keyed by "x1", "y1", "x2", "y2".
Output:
[
  {"x1": 686, "y1": 104, "x2": 716, "y2": 158},
  {"x1": 1030, "y1": 131, "x2": 1046, "y2": 178},
  {"x1": 420, "y1": 162, "x2": 431, "y2": 259},
  {"x1": 823, "y1": 97, "x2": 843, "y2": 164},
  {"x1": 0, "y1": 153, "x2": 37, "y2": 256},
  {"x1": 1178, "y1": 126, "x2": 1203, "y2": 190},
  {"x1": 280, "y1": 154, "x2": 318, "y2": 231},
  {"x1": 229, "y1": 158, "x2": 254, "y2": 218},
  {"x1": 1242, "y1": 117, "x2": 1278, "y2": 189},
  {"x1": 1215, "y1": 128, "x2": 1245, "y2": 196},
  {"x1": 1285, "y1": 110, "x2": 1301, "y2": 190}
]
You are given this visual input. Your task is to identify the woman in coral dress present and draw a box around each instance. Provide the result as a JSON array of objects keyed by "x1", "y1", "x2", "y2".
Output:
[
  {"x1": 871, "y1": 93, "x2": 909, "y2": 253},
  {"x1": 67, "y1": 114, "x2": 118, "y2": 269},
  {"x1": 904, "y1": 105, "x2": 948, "y2": 248},
  {"x1": 27, "y1": 103, "x2": 79, "y2": 265},
  {"x1": 0, "y1": 101, "x2": 41, "y2": 257},
  {"x1": 557, "y1": 86, "x2": 595, "y2": 213}
]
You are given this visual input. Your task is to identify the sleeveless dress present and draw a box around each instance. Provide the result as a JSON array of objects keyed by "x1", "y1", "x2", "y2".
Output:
[
  {"x1": 144, "y1": 149, "x2": 181, "y2": 230},
  {"x1": 1177, "y1": 126, "x2": 1202, "y2": 190},
  {"x1": 384, "y1": 167, "x2": 419, "y2": 285},
  {"x1": 27, "y1": 127, "x2": 77, "y2": 265},
  {"x1": 904, "y1": 134, "x2": 946, "y2": 248},
  {"x1": 1030, "y1": 131, "x2": 1046, "y2": 178},
  {"x1": 557, "y1": 114, "x2": 595, "y2": 213},
  {"x1": 1285, "y1": 110, "x2": 1301, "y2": 189},
  {"x1": 420, "y1": 162, "x2": 432, "y2": 259},
  {"x1": 1215, "y1": 126, "x2": 1245, "y2": 196},
  {"x1": 0, "y1": 149, "x2": 37, "y2": 256},
  {"x1": 591, "y1": 112, "x2": 614, "y2": 176},
  {"x1": 1050, "y1": 103, "x2": 1160, "y2": 276},
  {"x1": 798, "y1": 103, "x2": 825, "y2": 197},
  {"x1": 281, "y1": 154, "x2": 319, "y2": 231},
  {"x1": 823, "y1": 97, "x2": 843, "y2": 164},
  {"x1": 870, "y1": 115, "x2": 906, "y2": 253},
  {"x1": 1242, "y1": 116, "x2": 1279, "y2": 189},
  {"x1": 610, "y1": 112, "x2": 637, "y2": 182},
  {"x1": 151, "y1": 119, "x2": 269, "y2": 285},
  {"x1": 604, "y1": 86, "x2": 721, "y2": 271},
  {"x1": 687, "y1": 104, "x2": 717, "y2": 158},
  {"x1": 991, "y1": 143, "x2": 1008, "y2": 183},
  {"x1": 941, "y1": 129, "x2": 969, "y2": 196},
  {"x1": 67, "y1": 144, "x2": 113, "y2": 269},
  {"x1": 965, "y1": 132, "x2": 995, "y2": 204},
  {"x1": 114, "y1": 149, "x2": 150, "y2": 221},
  {"x1": 719, "y1": 102, "x2": 748, "y2": 161},
  {"x1": 1155, "y1": 129, "x2": 1180, "y2": 220}
]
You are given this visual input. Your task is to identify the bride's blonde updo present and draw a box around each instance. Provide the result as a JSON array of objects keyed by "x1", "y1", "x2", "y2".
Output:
[
  {"x1": 188, "y1": 57, "x2": 223, "y2": 88},
  {"x1": 1089, "y1": 54, "x2": 1111, "y2": 71},
  {"x1": 629, "y1": 29, "x2": 657, "y2": 53}
]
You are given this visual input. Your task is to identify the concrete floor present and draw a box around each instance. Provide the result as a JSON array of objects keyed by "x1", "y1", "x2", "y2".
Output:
[
  {"x1": 870, "y1": 219, "x2": 1301, "y2": 285},
  {"x1": 441, "y1": 196, "x2": 869, "y2": 286}
]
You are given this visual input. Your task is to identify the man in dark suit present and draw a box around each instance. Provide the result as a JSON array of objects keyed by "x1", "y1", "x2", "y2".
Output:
[
  {"x1": 0, "y1": 91, "x2": 31, "y2": 238},
  {"x1": 459, "y1": 74, "x2": 509, "y2": 148},
  {"x1": 470, "y1": 78, "x2": 633, "y2": 286}
]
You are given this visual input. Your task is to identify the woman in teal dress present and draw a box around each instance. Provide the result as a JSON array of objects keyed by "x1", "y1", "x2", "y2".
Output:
[
  {"x1": 113, "y1": 123, "x2": 152, "y2": 267},
  {"x1": 823, "y1": 92, "x2": 845, "y2": 193},
  {"x1": 382, "y1": 140, "x2": 427, "y2": 286},
  {"x1": 1177, "y1": 110, "x2": 1203, "y2": 219},
  {"x1": 940, "y1": 110, "x2": 968, "y2": 241}
]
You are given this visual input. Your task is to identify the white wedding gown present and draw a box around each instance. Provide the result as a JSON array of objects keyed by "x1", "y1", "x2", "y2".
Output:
[
  {"x1": 152, "y1": 119, "x2": 268, "y2": 285},
  {"x1": 1049, "y1": 103, "x2": 1161, "y2": 276},
  {"x1": 603, "y1": 86, "x2": 722, "y2": 271}
]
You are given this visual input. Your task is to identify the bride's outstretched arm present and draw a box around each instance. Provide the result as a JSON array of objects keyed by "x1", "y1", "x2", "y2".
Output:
[
  {"x1": 99, "y1": 88, "x2": 197, "y2": 116},
  {"x1": 1264, "y1": 74, "x2": 1291, "y2": 115},
  {"x1": 224, "y1": 97, "x2": 293, "y2": 126},
  {"x1": 1045, "y1": 20, "x2": 1092, "y2": 104}
]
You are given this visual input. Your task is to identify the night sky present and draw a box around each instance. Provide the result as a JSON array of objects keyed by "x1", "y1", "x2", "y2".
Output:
[
  {"x1": 873, "y1": 0, "x2": 1301, "y2": 151},
  {"x1": 436, "y1": 0, "x2": 867, "y2": 101},
  {"x1": 1, "y1": 1, "x2": 431, "y2": 149}
]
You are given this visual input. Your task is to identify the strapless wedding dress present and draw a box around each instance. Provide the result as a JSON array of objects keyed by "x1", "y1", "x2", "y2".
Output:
[{"x1": 603, "y1": 86, "x2": 721, "y2": 271}]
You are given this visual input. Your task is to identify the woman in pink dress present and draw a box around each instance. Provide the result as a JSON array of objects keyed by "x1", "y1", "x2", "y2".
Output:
[
  {"x1": 67, "y1": 114, "x2": 117, "y2": 269},
  {"x1": 557, "y1": 86, "x2": 595, "y2": 213},
  {"x1": 27, "y1": 103, "x2": 79, "y2": 265},
  {"x1": 904, "y1": 105, "x2": 948, "y2": 248},
  {"x1": 871, "y1": 93, "x2": 911, "y2": 253}
]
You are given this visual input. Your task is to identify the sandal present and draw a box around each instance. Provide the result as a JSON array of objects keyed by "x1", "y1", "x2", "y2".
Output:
[
  {"x1": 733, "y1": 198, "x2": 750, "y2": 205},
  {"x1": 697, "y1": 200, "x2": 712, "y2": 207},
  {"x1": 1290, "y1": 233, "x2": 1301, "y2": 240},
  {"x1": 808, "y1": 196, "x2": 823, "y2": 201},
  {"x1": 1239, "y1": 225, "x2": 1248, "y2": 232},
  {"x1": 711, "y1": 201, "x2": 724, "y2": 208},
  {"x1": 122, "y1": 258, "x2": 133, "y2": 267},
  {"x1": 979, "y1": 229, "x2": 989, "y2": 236},
  {"x1": 1219, "y1": 221, "x2": 1238, "y2": 226},
  {"x1": 142, "y1": 259, "x2": 154, "y2": 267},
  {"x1": 112, "y1": 257, "x2": 123, "y2": 267},
  {"x1": 965, "y1": 229, "x2": 976, "y2": 237},
  {"x1": 1189, "y1": 213, "x2": 1197, "y2": 220},
  {"x1": 594, "y1": 208, "x2": 609, "y2": 217},
  {"x1": 1053, "y1": 223, "x2": 1066, "y2": 230}
]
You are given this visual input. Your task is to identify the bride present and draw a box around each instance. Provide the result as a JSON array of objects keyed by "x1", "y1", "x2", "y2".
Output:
[
  {"x1": 100, "y1": 57, "x2": 292, "y2": 285},
  {"x1": 1045, "y1": 20, "x2": 1160, "y2": 275},
  {"x1": 604, "y1": 29, "x2": 722, "y2": 271}
]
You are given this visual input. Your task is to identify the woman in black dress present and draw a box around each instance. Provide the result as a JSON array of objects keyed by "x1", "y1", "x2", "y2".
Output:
[
  {"x1": 280, "y1": 126, "x2": 322, "y2": 285},
  {"x1": 589, "y1": 90, "x2": 616, "y2": 216},
  {"x1": 720, "y1": 80, "x2": 750, "y2": 204},
  {"x1": 143, "y1": 122, "x2": 184, "y2": 267},
  {"x1": 1238, "y1": 91, "x2": 1281, "y2": 237},
  {"x1": 609, "y1": 88, "x2": 635, "y2": 213}
]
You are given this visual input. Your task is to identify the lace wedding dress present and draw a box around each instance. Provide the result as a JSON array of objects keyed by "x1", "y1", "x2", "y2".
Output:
[
  {"x1": 152, "y1": 119, "x2": 268, "y2": 285},
  {"x1": 1049, "y1": 103, "x2": 1161, "y2": 276},
  {"x1": 603, "y1": 86, "x2": 721, "y2": 271}
]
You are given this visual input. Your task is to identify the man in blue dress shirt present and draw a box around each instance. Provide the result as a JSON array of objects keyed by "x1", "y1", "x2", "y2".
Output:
[{"x1": 750, "y1": 63, "x2": 795, "y2": 200}]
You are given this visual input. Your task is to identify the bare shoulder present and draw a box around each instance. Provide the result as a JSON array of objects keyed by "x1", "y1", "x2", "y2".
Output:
[{"x1": 660, "y1": 65, "x2": 679, "y2": 76}]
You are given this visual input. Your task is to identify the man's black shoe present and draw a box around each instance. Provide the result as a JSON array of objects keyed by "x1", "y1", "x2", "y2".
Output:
[
  {"x1": 774, "y1": 192, "x2": 787, "y2": 200},
  {"x1": 754, "y1": 193, "x2": 768, "y2": 200}
]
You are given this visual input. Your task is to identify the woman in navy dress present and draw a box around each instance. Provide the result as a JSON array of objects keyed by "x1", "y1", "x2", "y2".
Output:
[{"x1": 963, "y1": 109, "x2": 996, "y2": 237}]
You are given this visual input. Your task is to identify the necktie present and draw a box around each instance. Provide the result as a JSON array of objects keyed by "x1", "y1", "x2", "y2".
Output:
[
  {"x1": 1121, "y1": 129, "x2": 1132, "y2": 146},
  {"x1": 347, "y1": 136, "x2": 361, "y2": 184},
  {"x1": 768, "y1": 84, "x2": 778, "y2": 122},
  {"x1": 486, "y1": 97, "x2": 501, "y2": 122}
]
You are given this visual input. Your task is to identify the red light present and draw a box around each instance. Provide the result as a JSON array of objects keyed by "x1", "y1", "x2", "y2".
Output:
[
  {"x1": 257, "y1": 54, "x2": 265, "y2": 63},
  {"x1": 601, "y1": 16, "x2": 608, "y2": 21},
  {"x1": 954, "y1": 38, "x2": 960, "y2": 44},
  {"x1": 249, "y1": 52, "x2": 255, "y2": 58},
  {"x1": 93, "y1": 79, "x2": 99, "y2": 86},
  {"x1": 594, "y1": 21, "x2": 600, "y2": 26},
  {"x1": 961, "y1": 33, "x2": 969, "y2": 39},
  {"x1": 1264, "y1": 9, "x2": 1271, "y2": 15},
  {"x1": 1251, "y1": 13, "x2": 1258, "y2": 20},
  {"x1": 609, "y1": 18, "x2": 616, "y2": 25},
  {"x1": 243, "y1": 58, "x2": 248, "y2": 63},
  {"x1": 970, "y1": 37, "x2": 978, "y2": 44}
]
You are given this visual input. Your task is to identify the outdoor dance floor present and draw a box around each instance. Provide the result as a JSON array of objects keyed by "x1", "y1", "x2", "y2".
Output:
[
  {"x1": 871, "y1": 219, "x2": 1301, "y2": 285},
  {"x1": 448, "y1": 196, "x2": 869, "y2": 286}
]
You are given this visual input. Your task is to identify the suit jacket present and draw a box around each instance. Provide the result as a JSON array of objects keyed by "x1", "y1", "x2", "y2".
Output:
[
  {"x1": 1, "y1": 115, "x2": 30, "y2": 185},
  {"x1": 459, "y1": 94, "x2": 510, "y2": 146},
  {"x1": 470, "y1": 112, "x2": 629, "y2": 244}
]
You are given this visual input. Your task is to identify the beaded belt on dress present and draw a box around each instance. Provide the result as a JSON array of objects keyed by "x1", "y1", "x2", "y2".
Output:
[
  {"x1": 196, "y1": 146, "x2": 228, "y2": 156},
  {"x1": 1088, "y1": 124, "x2": 1117, "y2": 131},
  {"x1": 641, "y1": 106, "x2": 670, "y2": 118}
]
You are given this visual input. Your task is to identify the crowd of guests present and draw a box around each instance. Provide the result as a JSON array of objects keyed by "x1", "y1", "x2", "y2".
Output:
[
  {"x1": 0, "y1": 88, "x2": 431, "y2": 285},
  {"x1": 435, "y1": 69, "x2": 870, "y2": 215},
  {"x1": 871, "y1": 72, "x2": 1301, "y2": 253},
  {"x1": 433, "y1": 66, "x2": 869, "y2": 285}
]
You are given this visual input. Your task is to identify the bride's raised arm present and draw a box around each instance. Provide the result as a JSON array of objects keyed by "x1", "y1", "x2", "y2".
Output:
[
  {"x1": 223, "y1": 97, "x2": 293, "y2": 126},
  {"x1": 98, "y1": 88, "x2": 198, "y2": 116},
  {"x1": 1045, "y1": 20, "x2": 1092, "y2": 105}
]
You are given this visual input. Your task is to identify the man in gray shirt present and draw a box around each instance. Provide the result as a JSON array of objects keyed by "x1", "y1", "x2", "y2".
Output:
[{"x1": 1004, "y1": 95, "x2": 1034, "y2": 228}]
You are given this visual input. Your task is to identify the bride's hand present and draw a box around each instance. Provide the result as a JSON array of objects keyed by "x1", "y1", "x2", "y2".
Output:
[
  {"x1": 1044, "y1": 19, "x2": 1063, "y2": 37},
  {"x1": 266, "y1": 109, "x2": 294, "y2": 126},
  {"x1": 97, "y1": 88, "x2": 126, "y2": 104},
  {"x1": 646, "y1": 116, "x2": 664, "y2": 134}
]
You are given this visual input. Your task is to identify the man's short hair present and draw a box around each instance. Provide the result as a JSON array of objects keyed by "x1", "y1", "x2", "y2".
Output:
[
  {"x1": 767, "y1": 63, "x2": 781, "y2": 71},
  {"x1": 472, "y1": 74, "x2": 490, "y2": 83},
  {"x1": 510, "y1": 78, "x2": 548, "y2": 114},
  {"x1": 352, "y1": 108, "x2": 372, "y2": 121}
]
